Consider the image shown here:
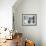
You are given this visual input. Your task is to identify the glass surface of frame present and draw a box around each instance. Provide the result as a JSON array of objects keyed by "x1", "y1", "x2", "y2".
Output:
[{"x1": 22, "y1": 14, "x2": 37, "y2": 26}]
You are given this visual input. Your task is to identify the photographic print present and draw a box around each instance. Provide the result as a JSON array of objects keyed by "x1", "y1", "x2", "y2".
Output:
[{"x1": 22, "y1": 14, "x2": 37, "y2": 26}]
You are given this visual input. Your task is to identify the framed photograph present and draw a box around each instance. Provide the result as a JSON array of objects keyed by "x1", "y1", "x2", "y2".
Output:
[{"x1": 22, "y1": 14, "x2": 37, "y2": 26}]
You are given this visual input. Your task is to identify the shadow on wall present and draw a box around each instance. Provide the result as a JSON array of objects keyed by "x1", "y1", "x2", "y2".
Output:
[{"x1": 12, "y1": 0, "x2": 41, "y2": 46}]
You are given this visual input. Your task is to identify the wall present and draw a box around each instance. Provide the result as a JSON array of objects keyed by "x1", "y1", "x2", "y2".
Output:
[
  {"x1": 13, "y1": 0, "x2": 41, "y2": 46},
  {"x1": 0, "y1": 0, "x2": 16, "y2": 30},
  {"x1": 41, "y1": 0, "x2": 46, "y2": 46}
]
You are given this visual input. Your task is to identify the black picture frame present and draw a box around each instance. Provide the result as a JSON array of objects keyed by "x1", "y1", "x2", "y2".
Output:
[{"x1": 22, "y1": 14, "x2": 37, "y2": 26}]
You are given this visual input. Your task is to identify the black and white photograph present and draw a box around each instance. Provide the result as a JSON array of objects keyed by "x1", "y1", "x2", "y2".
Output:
[{"x1": 22, "y1": 14, "x2": 37, "y2": 26}]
